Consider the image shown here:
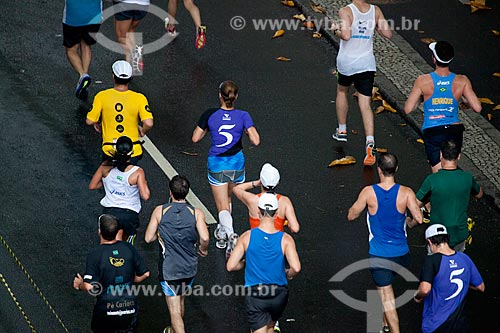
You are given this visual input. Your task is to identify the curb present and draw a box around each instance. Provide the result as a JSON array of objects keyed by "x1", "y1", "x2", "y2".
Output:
[{"x1": 292, "y1": 0, "x2": 500, "y2": 208}]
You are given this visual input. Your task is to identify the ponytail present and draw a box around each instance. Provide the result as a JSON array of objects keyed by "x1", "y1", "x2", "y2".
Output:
[{"x1": 219, "y1": 80, "x2": 238, "y2": 108}]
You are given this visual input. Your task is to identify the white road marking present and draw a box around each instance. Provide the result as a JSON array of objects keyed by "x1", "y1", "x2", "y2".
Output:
[{"x1": 142, "y1": 135, "x2": 217, "y2": 224}]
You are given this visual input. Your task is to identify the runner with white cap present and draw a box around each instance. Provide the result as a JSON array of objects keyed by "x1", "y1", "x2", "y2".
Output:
[{"x1": 405, "y1": 41, "x2": 482, "y2": 173}]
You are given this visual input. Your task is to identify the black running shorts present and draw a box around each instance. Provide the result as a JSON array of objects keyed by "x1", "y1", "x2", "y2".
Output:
[
  {"x1": 337, "y1": 71, "x2": 375, "y2": 97},
  {"x1": 245, "y1": 285, "x2": 289, "y2": 331},
  {"x1": 422, "y1": 124, "x2": 464, "y2": 167},
  {"x1": 62, "y1": 23, "x2": 100, "y2": 48}
]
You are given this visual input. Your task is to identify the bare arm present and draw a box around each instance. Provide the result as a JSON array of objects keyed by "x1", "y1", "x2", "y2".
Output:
[
  {"x1": 233, "y1": 180, "x2": 259, "y2": 208},
  {"x1": 405, "y1": 77, "x2": 424, "y2": 114},
  {"x1": 414, "y1": 281, "x2": 432, "y2": 303},
  {"x1": 139, "y1": 118, "x2": 154, "y2": 137},
  {"x1": 134, "y1": 271, "x2": 150, "y2": 283},
  {"x1": 247, "y1": 126, "x2": 260, "y2": 147},
  {"x1": 336, "y1": 7, "x2": 352, "y2": 41},
  {"x1": 283, "y1": 234, "x2": 301, "y2": 279},
  {"x1": 347, "y1": 187, "x2": 369, "y2": 221},
  {"x1": 461, "y1": 76, "x2": 482, "y2": 113},
  {"x1": 135, "y1": 168, "x2": 150, "y2": 201},
  {"x1": 89, "y1": 166, "x2": 104, "y2": 190},
  {"x1": 375, "y1": 6, "x2": 392, "y2": 39},
  {"x1": 470, "y1": 282, "x2": 485, "y2": 292},
  {"x1": 192, "y1": 126, "x2": 207, "y2": 143},
  {"x1": 195, "y1": 208, "x2": 209, "y2": 256},
  {"x1": 226, "y1": 231, "x2": 249, "y2": 272},
  {"x1": 145, "y1": 206, "x2": 162, "y2": 243},
  {"x1": 282, "y1": 197, "x2": 300, "y2": 233},
  {"x1": 406, "y1": 188, "x2": 423, "y2": 227},
  {"x1": 474, "y1": 187, "x2": 484, "y2": 199}
]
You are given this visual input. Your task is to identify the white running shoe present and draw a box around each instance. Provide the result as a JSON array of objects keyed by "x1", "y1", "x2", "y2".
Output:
[
  {"x1": 225, "y1": 233, "x2": 239, "y2": 260},
  {"x1": 214, "y1": 224, "x2": 228, "y2": 249},
  {"x1": 131, "y1": 44, "x2": 144, "y2": 75}
]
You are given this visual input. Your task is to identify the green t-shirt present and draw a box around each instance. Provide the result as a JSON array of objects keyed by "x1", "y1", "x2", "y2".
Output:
[{"x1": 416, "y1": 169, "x2": 480, "y2": 247}]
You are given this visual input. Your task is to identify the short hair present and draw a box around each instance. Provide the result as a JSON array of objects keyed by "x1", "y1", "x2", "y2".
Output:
[
  {"x1": 169, "y1": 175, "x2": 190, "y2": 200},
  {"x1": 440, "y1": 140, "x2": 460, "y2": 161},
  {"x1": 99, "y1": 214, "x2": 119, "y2": 241},
  {"x1": 377, "y1": 153, "x2": 398, "y2": 176},
  {"x1": 113, "y1": 75, "x2": 132, "y2": 86},
  {"x1": 428, "y1": 234, "x2": 449, "y2": 246}
]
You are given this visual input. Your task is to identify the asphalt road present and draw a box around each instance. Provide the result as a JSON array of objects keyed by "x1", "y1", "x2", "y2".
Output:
[{"x1": 0, "y1": 0, "x2": 499, "y2": 332}]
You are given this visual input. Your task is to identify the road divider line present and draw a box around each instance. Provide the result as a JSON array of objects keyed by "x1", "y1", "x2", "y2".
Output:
[{"x1": 142, "y1": 135, "x2": 217, "y2": 225}]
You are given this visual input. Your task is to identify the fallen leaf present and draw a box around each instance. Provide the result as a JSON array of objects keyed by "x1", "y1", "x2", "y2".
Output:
[
  {"x1": 276, "y1": 56, "x2": 291, "y2": 61},
  {"x1": 494, "y1": 104, "x2": 500, "y2": 110},
  {"x1": 310, "y1": 3, "x2": 327, "y2": 14},
  {"x1": 280, "y1": 0, "x2": 295, "y2": 7},
  {"x1": 375, "y1": 147, "x2": 388, "y2": 153},
  {"x1": 328, "y1": 155, "x2": 356, "y2": 167},
  {"x1": 399, "y1": 123, "x2": 407, "y2": 127},
  {"x1": 313, "y1": 32, "x2": 322, "y2": 38},
  {"x1": 303, "y1": 21, "x2": 315, "y2": 29},
  {"x1": 479, "y1": 97, "x2": 495, "y2": 104},
  {"x1": 465, "y1": 0, "x2": 492, "y2": 12},
  {"x1": 272, "y1": 29, "x2": 285, "y2": 39},
  {"x1": 372, "y1": 92, "x2": 383, "y2": 102},
  {"x1": 181, "y1": 151, "x2": 199, "y2": 156},
  {"x1": 375, "y1": 106, "x2": 385, "y2": 114},
  {"x1": 492, "y1": 30, "x2": 500, "y2": 36},
  {"x1": 493, "y1": 72, "x2": 500, "y2": 77},
  {"x1": 487, "y1": 113, "x2": 493, "y2": 120},
  {"x1": 417, "y1": 30, "x2": 425, "y2": 34},
  {"x1": 416, "y1": 138, "x2": 424, "y2": 144},
  {"x1": 351, "y1": 129, "x2": 358, "y2": 135},
  {"x1": 383, "y1": 99, "x2": 397, "y2": 113},
  {"x1": 420, "y1": 37, "x2": 436, "y2": 44},
  {"x1": 293, "y1": 14, "x2": 306, "y2": 21}
]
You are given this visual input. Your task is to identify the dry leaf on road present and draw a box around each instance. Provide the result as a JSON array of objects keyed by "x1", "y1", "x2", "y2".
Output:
[
  {"x1": 303, "y1": 21, "x2": 315, "y2": 29},
  {"x1": 493, "y1": 72, "x2": 500, "y2": 77},
  {"x1": 293, "y1": 14, "x2": 306, "y2": 21},
  {"x1": 416, "y1": 138, "x2": 424, "y2": 144},
  {"x1": 493, "y1": 104, "x2": 500, "y2": 110},
  {"x1": 276, "y1": 56, "x2": 291, "y2": 61},
  {"x1": 383, "y1": 100, "x2": 397, "y2": 113},
  {"x1": 479, "y1": 97, "x2": 495, "y2": 104},
  {"x1": 491, "y1": 30, "x2": 500, "y2": 36},
  {"x1": 272, "y1": 30, "x2": 285, "y2": 39},
  {"x1": 181, "y1": 151, "x2": 199, "y2": 156},
  {"x1": 310, "y1": 3, "x2": 327, "y2": 14},
  {"x1": 420, "y1": 37, "x2": 436, "y2": 44},
  {"x1": 375, "y1": 106, "x2": 385, "y2": 114},
  {"x1": 488, "y1": 113, "x2": 493, "y2": 120},
  {"x1": 466, "y1": 0, "x2": 492, "y2": 13},
  {"x1": 281, "y1": 0, "x2": 295, "y2": 7},
  {"x1": 328, "y1": 156, "x2": 356, "y2": 167},
  {"x1": 375, "y1": 147, "x2": 388, "y2": 153},
  {"x1": 313, "y1": 32, "x2": 322, "y2": 38}
]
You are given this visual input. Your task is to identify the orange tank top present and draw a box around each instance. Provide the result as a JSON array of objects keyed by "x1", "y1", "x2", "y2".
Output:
[{"x1": 249, "y1": 194, "x2": 286, "y2": 231}]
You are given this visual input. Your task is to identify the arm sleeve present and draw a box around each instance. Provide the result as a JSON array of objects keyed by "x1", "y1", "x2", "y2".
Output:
[
  {"x1": 242, "y1": 112, "x2": 255, "y2": 130},
  {"x1": 416, "y1": 177, "x2": 431, "y2": 202},
  {"x1": 470, "y1": 176, "x2": 481, "y2": 196},
  {"x1": 87, "y1": 93, "x2": 103, "y2": 123},
  {"x1": 419, "y1": 253, "x2": 442, "y2": 284},
  {"x1": 83, "y1": 251, "x2": 100, "y2": 284},
  {"x1": 197, "y1": 108, "x2": 218, "y2": 130},
  {"x1": 138, "y1": 94, "x2": 153, "y2": 121}
]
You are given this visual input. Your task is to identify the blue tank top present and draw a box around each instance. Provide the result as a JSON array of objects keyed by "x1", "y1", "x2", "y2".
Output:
[
  {"x1": 422, "y1": 72, "x2": 460, "y2": 130},
  {"x1": 245, "y1": 229, "x2": 288, "y2": 287},
  {"x1": 367, "y1": 184, "x2": 409, "y2": 257},
  {"x1": 63, "y1": 0, "x2": 102, "y2": 26}
]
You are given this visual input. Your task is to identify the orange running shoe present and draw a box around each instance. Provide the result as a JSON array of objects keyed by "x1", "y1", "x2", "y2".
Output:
[{"x1": 364, "y1": 141, "x2": 376, "y2": 166}]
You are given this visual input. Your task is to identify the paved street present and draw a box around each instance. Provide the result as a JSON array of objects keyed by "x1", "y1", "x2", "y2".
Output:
[{"x1": 0, "y1": 0, "x2": 499, "y2": 332}]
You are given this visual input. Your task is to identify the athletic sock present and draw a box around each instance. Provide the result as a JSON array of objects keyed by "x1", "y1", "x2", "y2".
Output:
[
  {"x1": 339, "y1": 124, "x2": 347, "y2": 133},
  {"x1": 366, "y1": 136, "x2": 374, "y2": 145},
  {"x1": 218, "y1": 210, "x2": 234, "y2": 235}
]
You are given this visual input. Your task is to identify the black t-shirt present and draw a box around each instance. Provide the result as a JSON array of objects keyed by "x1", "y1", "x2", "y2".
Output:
[{"x1": 83, "y1": 241, "x2": 148, "y2": 316}]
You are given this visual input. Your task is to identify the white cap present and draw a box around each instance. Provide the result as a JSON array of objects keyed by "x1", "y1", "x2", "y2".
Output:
[
  {"x1": 260, "y1": 163, "x2": 280, "y2": 188},
  {"x1": 258, "y1": 193, "x2": 279, "y2": 211},
  {"x1": 425, "y1": 224, "x2": 448, "y2": 239},
  {"x1": 428, "y1": 42, "x2": 454, "y2": 64},
  {"x1": 112, "y1": 60, "x2": 133, "y2": 79}
]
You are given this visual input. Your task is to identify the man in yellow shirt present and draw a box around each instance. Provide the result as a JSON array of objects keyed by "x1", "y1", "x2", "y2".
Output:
[{"x1": 86, "y1": 60, "x2": 153, "y2": 163}]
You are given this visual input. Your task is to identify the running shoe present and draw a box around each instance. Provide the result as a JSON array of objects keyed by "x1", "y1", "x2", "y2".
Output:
[
  {"x1": 332, "y1": 128, "x2": 347, "y2": 142},
  {"x1": 163, "y1": 327, "x2": 172, "y2": 333},
  {"x1": 75, "y1": 74, "x2": 91, "y2": 100},
  {"x1": 381, "y1": 326, "x2": 390, "y2": 333},
  {"x1": 214, "y1": 224, "x2": 227, "y2": 249},
  {"x1": 421, "y1": 207, "x2": 431, "y2": 224},
  {"x1": 364, "y1": 141, "x2": 376, "y2": 166},
  {"x1": 127, "y1": 234, "x2": 136, "y2": 246},
  {"x1": 195, "y1": 25, "x2": 206, "y2": 50},
  {"x1": 274, "y1": 321, "x2": 281, "y2": 333},
  {"x1": 225, "y1": 233, "x2": 239, "y2": 260},
  {"x1": 131, "y1": 45, "x2": 144, "y2": 75},
  {"x1": 165, "y1": 18, "x2": 179, "y2": 38}
]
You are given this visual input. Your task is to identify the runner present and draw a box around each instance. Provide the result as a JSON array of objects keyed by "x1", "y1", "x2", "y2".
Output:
[
  {"x1": 192, "y1": 80, "x2": 260, "y2": 259},
  {"x1": 89, "y1": 136, "x2": 150, "y2": 244},
  {"x1": 163, "y1": 0, "x2": 206, "y2": 49},
  {"x1": 227, "y1": 193, "x2": 301, "y2": 333},
  {"x1": 62, "y1": 0, "x2": 103, "y2": 100},
  {"x1": 233, "y1": 163, "x2": 300, "y2": 233},
  {"x1": 404, "y1": 40, "x2": 482, "y2": 173},
  {"x1": 113, "y1": 0, "x2": 150, "y2": 74},
  {"x1": 414, "y1": 224, "x2": 485, "y2": 333},
  {"x1": 73, "y1": 214, "x2": 150, "y2": 333},
  {"x1": 416, "y1": 140, "x2": 483, "y2": 252},
  {"x1": 86, "y1": 60, "x2": 153, "y2": 164},
  {"x1": 145, "y1": 175, "x2": 209, "y2": 333},
  {"x1": 330, "y1": 0, "x2": 392, "y2": 166},
  {"x1": 348, "y1": 153, "x2": 422, "y2": 333}
]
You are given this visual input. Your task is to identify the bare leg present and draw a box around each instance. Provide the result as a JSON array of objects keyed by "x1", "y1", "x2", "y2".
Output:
[
  {"x1": 166, "y1": 296, "x2": 185, "y2": 333},
  {"x1": 65, "y1": 44, "x2": 84, "y2": 77},
  {"x1": 210, "y1": 184, "x2": 231, "y2": 213},
  {"x1": 251, "y1": 323, "x2": 274, "y2": 333},
  {"x1": 357, "y1": 93, "x2": 374, "y2": 138},
  {"x1": 114, "y1": 18, "x2": 133, "y2": 62},
  {"x1": 335, "y1": 84, "x2": 350, "y2": 126},
  {"x1": 377, "y1": 285, "x2": 400, "y2": 333},
  {"x1": 182, "y1": 0, "x2": 202, "y2": 27},
  {"x1": 167, "y1": 0, "x2": 179, "y2": 28},
  {"x1": 80, "y1": 41, "x2": 92, "y2": 74}
]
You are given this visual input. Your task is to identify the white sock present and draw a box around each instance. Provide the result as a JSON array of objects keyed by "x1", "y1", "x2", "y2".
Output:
[
  {"x1": 366, "y1": 136, "x2": 374, "y2": 144},
  {"x1": 218, "y1": 210, "x2": 234, "y2": 235},
  {"x1": 339, "y1": 124, "x2": 347, "y2": 132}
]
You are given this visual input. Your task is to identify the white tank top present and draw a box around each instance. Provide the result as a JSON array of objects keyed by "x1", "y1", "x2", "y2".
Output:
[
  {"x1": 101, "y1": 166, "x2": 141, "y2": 213},
  {"x1": 336, "y1": 3, "x2": 376, "y2": 76}
]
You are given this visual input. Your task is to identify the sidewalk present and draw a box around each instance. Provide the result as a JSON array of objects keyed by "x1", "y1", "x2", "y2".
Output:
[{"x1": 294, "y1": 0, "x2": 500, "y2": 206}]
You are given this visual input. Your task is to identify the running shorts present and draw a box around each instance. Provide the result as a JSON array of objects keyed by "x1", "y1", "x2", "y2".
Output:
[
  {"x1": 160, "y1": 277, "x2": 195, "y2": 297},
  {"x1": 91, "y1": 310, "x2": 138, "y2": 333},
  {"x1": 245, "y1": 285, "x2": 289, "y2": 331},
  {"x1": 422, "y1": 124, "x2": 464, "y2": 167},
  {"x1": 207, "y1": 151, "x2": 245, "y2": 186},
  {"x1": 369, "y1": 253, "x2": 410, "y2": 287},
  {"x1": 337, "y1": 71, "x2": 375, "y2": 97},
  {"x1": 113, "y1": 2, "x2": 149, "y2": 21},
  {"x1": 62, "y1": 23, "x2": 100, "y2": 48},
  {"x1": 102, "y1": 207, "x2": 139, "y2": 237}
]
